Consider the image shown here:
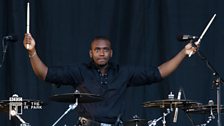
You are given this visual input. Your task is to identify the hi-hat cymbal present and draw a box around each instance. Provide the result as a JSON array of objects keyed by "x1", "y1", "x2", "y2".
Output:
[
  {"x1": 143, "y1": 99, "x2": 202, "y2": 109},
  {"x1": 185, "y1": 104, "x2": 224, "y2": 114},
  {"x1": 49, "y1": 92, "x2": 104, "y2": 103},
  {"x1": 0, "y1": 99, "x2": 44, "y2": 113}
]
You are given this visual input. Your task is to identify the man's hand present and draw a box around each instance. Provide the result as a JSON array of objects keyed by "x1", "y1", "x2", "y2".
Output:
[
  {"x1": 24, "y1": 33, "x2": 36, "y2": 55},
  {"x1": 184, "y1": 42, "x2": 199, "y2": 57},
  {"x1": 24, "y1": 33, "x2": 35, "y2": 50}
]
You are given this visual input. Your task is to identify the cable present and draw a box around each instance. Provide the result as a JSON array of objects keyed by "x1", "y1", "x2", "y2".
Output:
[{"x1": 0, "y1": 37, "x2": 8, "y2": 68}]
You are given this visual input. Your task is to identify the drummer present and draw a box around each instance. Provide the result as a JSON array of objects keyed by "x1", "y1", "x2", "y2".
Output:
[{"x1": 23, "y1": 34, "x2": 198, "y2": 125}]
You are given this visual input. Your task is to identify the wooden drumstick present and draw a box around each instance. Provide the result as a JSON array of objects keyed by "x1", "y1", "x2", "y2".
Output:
[
  {"x1": 26, "y1": 2, "x2": 30, "y2": 49},
  {"x1": 188, "y1": 14, "x2": 216, "y2": 57}
]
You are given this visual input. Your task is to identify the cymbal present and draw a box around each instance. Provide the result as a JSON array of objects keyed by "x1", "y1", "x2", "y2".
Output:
[
  {"x1": 49, "y1": 92, "x2": 104, "y2": 103},
  {"x1": 124, "y1": 118, "x2": 150, "y2": 126},
  {"x1": 186, "y1": 104, "x2": 224, "y2": 114},
  {"x1": 0, "y1": 99, "x2": 44, "y2": 113},
  {"x1": 143, "y1": 99, "x2": 202, "y2": 109}
]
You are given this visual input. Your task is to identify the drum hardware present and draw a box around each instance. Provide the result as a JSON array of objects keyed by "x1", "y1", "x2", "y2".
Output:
[
  {"x1": 52, "y1": 100, "x2": 78, "y2": 126},
  {"x1": 50, "y1": 90, "x2": 104, "y2": 126},
  {"x1": 115, "y1": 113, "x2": 123, "y2": 126},
  {"x1": 143, "y1": 92, "x2": 202, "y2": 126},
  {"x1": 143, "y1": 99, "x2": 201, "y2": 110},
  {"x1": 185, "y1": 100, "x2": 223, "y2": 126},
  {"x1": 124, "y1": 115, "x2": 149, "y2": 126},
  {"x1": 148, "y1": 108, "x2": 171, "y2": 126},
  {"x1": 173, "y1": 90, "x2": 182, "y2": 123},
  {"x1": 196, "y1": 48, "x2": 224, "y2": 126}
]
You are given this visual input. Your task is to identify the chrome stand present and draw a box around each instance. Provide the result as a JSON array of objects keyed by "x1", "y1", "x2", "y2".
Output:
[
  {"x1": 52, "y1": 98, "x2": 78, "y2": 126},
  {"x1": 148, "y1": 109, "x2": 171, "y2": 126}
]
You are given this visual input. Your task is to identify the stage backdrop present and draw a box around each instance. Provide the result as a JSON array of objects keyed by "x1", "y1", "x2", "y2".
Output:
[{"x1": 0, "y1": 0, "x2": 224, "y2": 126}]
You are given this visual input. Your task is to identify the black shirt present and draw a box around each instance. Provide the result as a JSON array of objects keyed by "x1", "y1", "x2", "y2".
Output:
[{"x1": 45, "y1": 62, "x2": 162, "y2": 123}]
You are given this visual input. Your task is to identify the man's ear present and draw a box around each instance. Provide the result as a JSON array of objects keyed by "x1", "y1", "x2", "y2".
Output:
[{"x1": 89, "y1": 50, "x2": 93, "y2": 58}]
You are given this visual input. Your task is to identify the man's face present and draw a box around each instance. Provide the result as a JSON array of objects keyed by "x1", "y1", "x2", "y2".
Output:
[{"x1": 89, "y1": 39, "x2": 112, "y2": 66}]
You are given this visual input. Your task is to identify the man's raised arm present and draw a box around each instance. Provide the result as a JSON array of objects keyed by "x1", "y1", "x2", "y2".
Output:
[
  {"x1": 23, "y1": 33, "x2": 48, "y2": 80},
  {"x1": 158, "y1": 43, "x2": 198, "y2": 78}
]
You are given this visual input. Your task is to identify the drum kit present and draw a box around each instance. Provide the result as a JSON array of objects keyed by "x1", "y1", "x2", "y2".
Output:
[
  {"x1": 125, "y1": 95, "x2": 223, "y2": 126},
  {"x1": 142, "y1": 98, "x2": 223, "y2": 126},
  {"x1": 0, "y1": 91, "x2": 223, "y2": 126}
]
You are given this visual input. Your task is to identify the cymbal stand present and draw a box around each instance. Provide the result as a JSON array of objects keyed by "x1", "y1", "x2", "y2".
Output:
[
  {"x1": 52, "y1": 97, "x2": 78, "y2": 126},
  {"x1": 195, "y1": 106, "x2": 215, "y2": 126},
  {"x1": 148, "y1": 108, "x2": 171, "y2": 126},
  {"x1": 206, "y1": 106, "x2": 216, "y2": 124},
  {"x1": 197, "y1": 50, "x2": 224, "y2": 126}
]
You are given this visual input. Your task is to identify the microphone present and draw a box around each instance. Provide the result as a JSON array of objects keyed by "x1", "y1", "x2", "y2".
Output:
[
  {"x1": 173, "y1": 89, "x2": 182, "y2": 123},
  {"x1": 3, "y1": 35, "x2": 18, "y2": 42},
  {"x1": 177, "y1": 35, "x2": 198, "y2": 41}
]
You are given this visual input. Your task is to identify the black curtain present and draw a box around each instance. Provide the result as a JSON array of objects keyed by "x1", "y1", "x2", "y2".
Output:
[{"x1": 0, "y1": 0, "x2": 224, "y2": 126}]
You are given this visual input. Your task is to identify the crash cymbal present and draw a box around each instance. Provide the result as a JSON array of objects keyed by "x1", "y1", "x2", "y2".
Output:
[
  {"x1": 143, "y1": 99, "x2": 202, "y2": 109},
  {"x1": 49, "y1": 92, "x2": 104, "y2": 103},
  {"x1": 0, "y1": 99, "x2": 44, "y2": 112},
  {"x1": 186, "y1": 104, "x2": 224, "y2": 114}
]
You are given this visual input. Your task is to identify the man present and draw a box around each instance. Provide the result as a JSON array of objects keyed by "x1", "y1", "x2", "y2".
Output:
[{"x1": 23, "y1": 33, "x2": 197, "y2": 125}]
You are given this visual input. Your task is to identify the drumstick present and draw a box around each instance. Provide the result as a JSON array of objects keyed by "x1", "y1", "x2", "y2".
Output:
[
  {"x1": 188, "y1": 14, "x2": 216, "y2": 57},
  {"x1": 26, "y1": 2, "x2": 30, "y2": 49}
]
